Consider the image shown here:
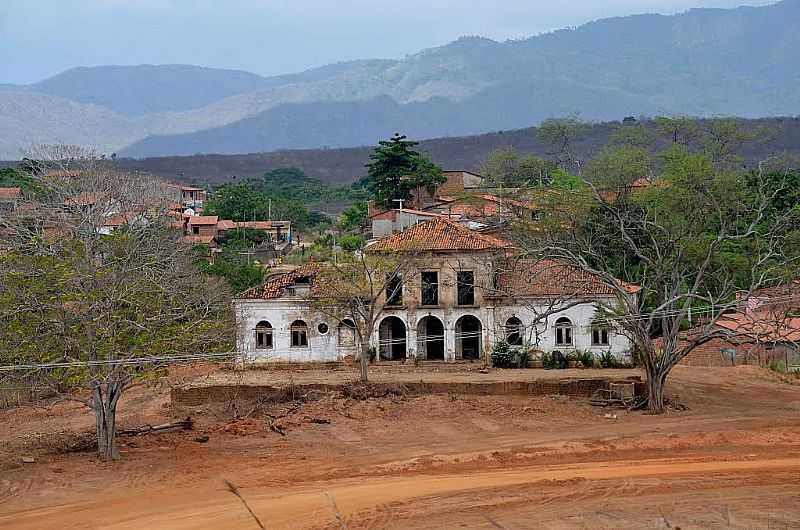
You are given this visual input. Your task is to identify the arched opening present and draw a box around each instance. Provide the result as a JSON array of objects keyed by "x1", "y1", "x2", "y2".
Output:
[
  {"x1": 456, "y1": 315, "x2": 483, "y2": 360},
  {"x1": 417, "y1": 315, "x2": 445, "y2": 360},
  {"x1": 555, "y1": 317, "x2": 573, "y2": 347},
  {"x1": 378, "y1": 316, "x2": 406, "y2": 360},
  {"x1": 338, "y1": 319, "x2": 356, "y2": 346},
  {"x1": 290, "y1": 320, "x2": 308, "y2": 348},
  {"x1": 255, "y1": 320, "x2": 273, "y2": 350},
  {"x1": 505, "y1": 317, "x2": 523, "y2": 346}
]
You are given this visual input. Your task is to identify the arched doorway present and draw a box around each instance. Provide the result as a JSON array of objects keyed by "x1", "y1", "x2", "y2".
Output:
[
  {"x1": 417, "y1": 316, "x2": 445, "y2": 360},
  {"x1": 456, "y1": 315, "x2": 483, "y2": 361},
  {"x1": 378, "y1": 316, "x2": 406, "y2": 360}
]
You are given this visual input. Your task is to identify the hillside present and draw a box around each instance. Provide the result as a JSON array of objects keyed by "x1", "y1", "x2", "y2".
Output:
[
  {"x1": 2, "y1": 1, "x2": 800, "y2": 159},
  {"x1": 120, "y1": 82, "x2": 662, "y2": 158},
  {"x1": 29, "y1": 65, "x2": 272, "y2": 116},
  {"x1": 106, "y1": 117, "x2": 800, "y2": 186}
]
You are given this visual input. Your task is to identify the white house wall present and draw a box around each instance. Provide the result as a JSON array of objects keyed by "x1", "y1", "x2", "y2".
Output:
[
  {"x1": 235, "y1": 297, "x2": 634, "y2": 363},
  {"x1": 491, "y1": 298, "x2": 633, "y2": 360},
  {"x1": 235, "y1": 299, "x2": 358, "y2": 363}
]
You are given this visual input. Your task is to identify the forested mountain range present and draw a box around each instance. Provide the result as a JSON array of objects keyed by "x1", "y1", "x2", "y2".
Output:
[
  {"x1": 107, "y1": 117, "x2": 800, "y2": 186},
  {"x1": 1, "y1": 0, "x2": 799, "y2": 159}
]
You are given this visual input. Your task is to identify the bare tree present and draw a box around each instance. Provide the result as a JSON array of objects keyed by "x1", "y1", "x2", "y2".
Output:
[
  {"x1": 511, "y1": 154, "x2": 798, "y2": 413},
  {"x1": 0, "y1": 146, "x2": 232, "y2": 459},
  {"x1": 310, "y1": 249, "x2": 418, "y2": 383}
]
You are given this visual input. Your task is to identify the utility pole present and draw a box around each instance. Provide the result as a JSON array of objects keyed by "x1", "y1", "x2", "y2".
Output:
[{"x1": 393, "y1": 199, "x2": 404, "y2": 212}]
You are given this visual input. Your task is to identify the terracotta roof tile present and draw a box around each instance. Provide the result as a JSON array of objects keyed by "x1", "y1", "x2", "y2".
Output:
[
  {"x1": 367, "y1": 218, "x2": 511, "y2": 252},
  {"x1": 187, "y1": 215, "x2": 219, "y2": 225},
  {"x1": 216, "y1": 219, "x2": 237, "y2": 230},
  {"x1": 235, "y1": 221, "x2": 279, "y2": 230},
  {"x1": 715, "y1": 312, "x2": 800, "y2": 343},
  {"x1": 0, "y1": 187, "x2": 21, "y2": 200},
  {"x1": 238, "y1": 263, "x2": 319, "y2": 299},
  {"x1": 493, "y1": 259, "x2": 641, "y2": 297}
]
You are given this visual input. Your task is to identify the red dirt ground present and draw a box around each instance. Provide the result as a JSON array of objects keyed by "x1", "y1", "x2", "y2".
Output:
[{"x1": 1, "y1": 365, "x2": 799, "y2": 529}]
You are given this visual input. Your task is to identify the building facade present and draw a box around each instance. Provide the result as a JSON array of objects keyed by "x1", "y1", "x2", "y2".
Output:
[{"x1": 235, "y1": 219, "x2": 639, "y2": 364}]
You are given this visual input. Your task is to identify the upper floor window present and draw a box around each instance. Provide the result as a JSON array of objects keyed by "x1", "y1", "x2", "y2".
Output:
[
  {"x1": 555, "y1": 317, "x2": 573, "y2": 346},
  {"x1": 506, "y1": 317, "x2": 523, "y2": 346},
  {"x1": 421, "y1": 271, "x2": 439, "y2": 306},
  {"x1": 592, "y1": 326, "x2": 610, "y2": 346},
  {"x1": 457, "y1": 271, "x2": 475, "y2": 306},
  {"x1": 290, "y1": 320, "x2": 308, "y2": 347},
  {"x1": 255, "y1": 321, "x2": 273, "y2": 350},
  {"x1": 386, "y1": 274, "x2": 403, "y2": 306}
]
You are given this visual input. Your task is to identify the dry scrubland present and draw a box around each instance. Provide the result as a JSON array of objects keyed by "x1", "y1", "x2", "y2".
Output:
[{"x1": 1, "y1": 365, "x2": 799, "y2": 529}]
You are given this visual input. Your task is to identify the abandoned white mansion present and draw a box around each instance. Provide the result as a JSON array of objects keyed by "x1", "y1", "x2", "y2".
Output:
[{"x1": 235, "y1": 217, "x2": 641, "y2": 364}]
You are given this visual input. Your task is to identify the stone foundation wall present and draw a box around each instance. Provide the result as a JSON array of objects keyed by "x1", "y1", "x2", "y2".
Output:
[{"x1": 171, "y1": 376, "x2": 642, "y2": 407}]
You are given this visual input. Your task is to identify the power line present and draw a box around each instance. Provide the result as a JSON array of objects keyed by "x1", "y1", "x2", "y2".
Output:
[{"x1": 0, "y1": 352, "x2": 236, "y2": 372}]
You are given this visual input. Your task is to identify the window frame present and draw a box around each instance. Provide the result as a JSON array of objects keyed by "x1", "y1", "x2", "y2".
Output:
[
  {"x1": 456, "y1": 270, "x2": 475, "y2": 306},
  {"x1": 385, "y1": 273, "x2": 403, "y2": 307},
  {"x1": 254, "y1": 321, "x2": 273, "y2": 350},
  {"x1": 555, "y1": 317, "x2": 573, "y2": 346},
  {"x1": 338, "y1": 319, "x2": 357, "y2": 346},
  {"x1": 290, "y1": 320, "x2": 309, "y2": 348},
  {"x1": 506, "y1": 317, "x2": 523, "y2": 346},
  {"x1": 421, "y1": 271, "x2": 440, "y2": 307},
  {"x1": 591, "y1": 326, "x2": 610, "y2": 346}
]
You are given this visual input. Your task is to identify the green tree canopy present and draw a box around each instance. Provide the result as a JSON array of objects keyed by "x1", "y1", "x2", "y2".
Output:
[
  {"x1": 205, "y1": 183, "x2": 311, "y2": 230},
  {"x1": 480, "y1": 147, "x2": 557, "y2": 187},
  {"x1": 365, "y1": 134, "x2": 446, "y2": 209}
]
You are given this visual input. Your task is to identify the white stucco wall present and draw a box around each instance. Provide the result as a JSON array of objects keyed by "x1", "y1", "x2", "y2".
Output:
[
  {"x1": 235, "y1": 299, "x2": 358, "y2": 363},
  {"x1": 235, "y1": 296, "x2": 634, "y2": 364},
  {"x1": 491, "y1": 298, "x2": 633, "y2": 361}
]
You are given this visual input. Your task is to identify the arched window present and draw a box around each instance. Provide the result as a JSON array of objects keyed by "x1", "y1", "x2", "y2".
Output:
[
  {"x1": 290, "y1": 320, "x2": 308, "y2": 347},
  {"x1": 506, "y1": 317, "x2": 523, "y2": 346},
  {"x1": 338, "y1": 319, "x2": 356, "y2": 346},
  {"x1": 555, "y1": 317, "x2": 573, "y2": 346},
  {"x1": 254, "y1": 321, "x2": 273, "y2": 350}
]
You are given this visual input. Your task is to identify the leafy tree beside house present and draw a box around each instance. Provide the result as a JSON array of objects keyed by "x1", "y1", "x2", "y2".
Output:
[
  {"x1": 515, "y1": 142, "x2": 798, "y2": 413},
  {"x1": 0, "y1": 149, "x2": 232, "y2": 460},
  {"x1": 365, "y1": 134, "x2": 446, "y2": 209}
]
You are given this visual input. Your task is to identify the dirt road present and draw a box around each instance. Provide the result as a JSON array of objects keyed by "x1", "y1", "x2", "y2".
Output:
[
  {"x1": 3, "y1": 456, "x2": 800, "y2": 529},
  {"x1": 1, "y1": 366, "x2": 799, "y2": 529}
]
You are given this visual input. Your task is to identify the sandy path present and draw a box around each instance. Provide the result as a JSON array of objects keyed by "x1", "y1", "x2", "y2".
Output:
[{"x1": 3, "y1": 456, "x2": 799, "y2": 529}]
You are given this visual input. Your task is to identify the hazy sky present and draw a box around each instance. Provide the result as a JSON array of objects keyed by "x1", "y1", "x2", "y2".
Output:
[{"x1": 0, "y1": 0, "x2": 777, "y2": 84}]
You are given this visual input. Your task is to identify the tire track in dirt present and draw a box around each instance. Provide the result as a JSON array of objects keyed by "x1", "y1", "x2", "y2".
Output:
[{"x1": 3, "y1": 456, "x2": 800, "y2": 529}]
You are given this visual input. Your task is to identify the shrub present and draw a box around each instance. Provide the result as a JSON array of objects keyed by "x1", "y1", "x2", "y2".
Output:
[
  {"x1": 544, "y1": 350, "x2": 569, "y2": 370},
  {"x1": 599, "y1": 350, "x2": 619, "y2": 368},
  {"x1": 493, "y1": 343, "x2": 533, "y2": 368},
  {"x1": 575, "y1": 350, "x2": 596, "y2": 368},
  {"x1": 514, "y1": 348, "x2": 532, "y2": 369},
  {"x1": 491, "y1": 342, "x2": 516, "y2": 368},
  {"x1": 541, "y1": 351, "x2": 554, "y2": 369},
  {"x1": 768, "y1": 358, "x2": 787, "y2": 373}
]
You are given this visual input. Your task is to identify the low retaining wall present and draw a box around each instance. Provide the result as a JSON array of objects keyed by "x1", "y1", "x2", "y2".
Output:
[{"x1": 171, "y1": 376, "x2": 643, "y2": 407}]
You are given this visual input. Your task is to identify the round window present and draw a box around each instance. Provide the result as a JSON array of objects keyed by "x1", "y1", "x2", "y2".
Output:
[{"x1": 317, "y1": 323, "x2": 329, "y2": 335}]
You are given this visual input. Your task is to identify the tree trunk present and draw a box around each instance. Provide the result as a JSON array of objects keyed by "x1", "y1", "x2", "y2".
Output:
[
  {"x1": 644, "y1": 366, "x2": 667, "y2": 414},
  {"x1": 359, "y1": 342, "x2": 370, "y2": 384},
  {"x1": 91, "y1": 382, "x2": 121, "y2": 460}
]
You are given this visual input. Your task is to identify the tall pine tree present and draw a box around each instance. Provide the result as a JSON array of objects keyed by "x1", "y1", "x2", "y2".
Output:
[{"x1": 365, "y1": 134, "x2": 445, "y2": 209}]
